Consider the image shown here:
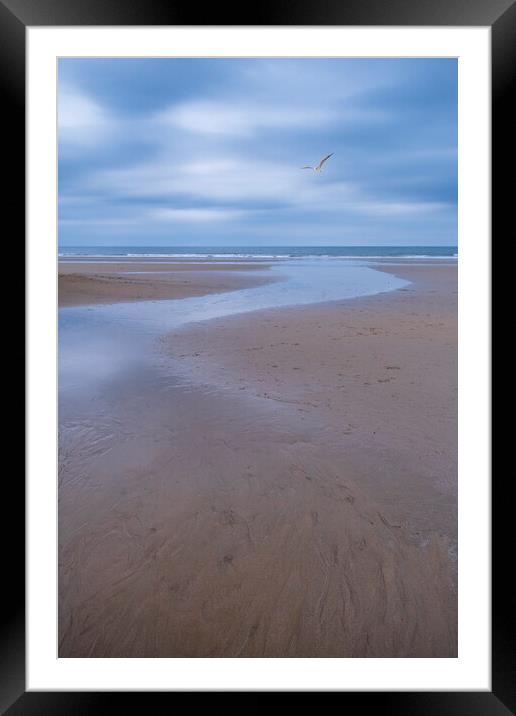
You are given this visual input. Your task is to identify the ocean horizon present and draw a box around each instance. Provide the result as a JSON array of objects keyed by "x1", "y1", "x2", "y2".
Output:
[{"x1": 59, "y1": 245, "x2": 458, "y2": 259}]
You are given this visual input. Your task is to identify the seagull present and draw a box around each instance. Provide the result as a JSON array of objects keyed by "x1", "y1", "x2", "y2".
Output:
[{"x1": 301, "y1": 153, "x2": 334, "y2": 172}]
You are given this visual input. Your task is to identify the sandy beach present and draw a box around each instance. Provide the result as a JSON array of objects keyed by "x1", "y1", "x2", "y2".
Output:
[
  {"x1": 58, "y1": 260, "x2": 274, "y2": 307},
  {"x1": 58, "y1": 261, "x2": 457, "y2": 657},
  {"x1": 165, "y1": 263, "x2": 457, "y2": 551}
]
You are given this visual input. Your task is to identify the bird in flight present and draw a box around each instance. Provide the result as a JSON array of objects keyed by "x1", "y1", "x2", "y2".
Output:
[{"x1": 301, "y1": 153, "x2": 334, "y2": 172}]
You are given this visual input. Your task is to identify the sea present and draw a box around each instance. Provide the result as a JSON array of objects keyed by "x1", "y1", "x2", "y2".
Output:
[{"x1": 59, "y1": 245, "x2": 457, "y2": 260}]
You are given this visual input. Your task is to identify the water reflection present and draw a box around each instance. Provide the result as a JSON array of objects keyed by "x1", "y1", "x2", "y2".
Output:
[{"x1": 59, "y1": 260, "x2": 409, "y2": 396}]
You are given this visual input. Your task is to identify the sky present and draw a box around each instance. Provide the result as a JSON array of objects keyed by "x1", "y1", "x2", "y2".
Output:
[{"x1": 58, "y1": 58, "x2": 457, "y2": 247}]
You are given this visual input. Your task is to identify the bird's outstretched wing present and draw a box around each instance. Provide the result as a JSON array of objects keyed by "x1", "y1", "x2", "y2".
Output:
[
  {"x1": 316, "y1": 153, "x2": 333, "y2": 170},
  {"x1": 301, "y1": 166, "x2": 313, "y2": 169}
]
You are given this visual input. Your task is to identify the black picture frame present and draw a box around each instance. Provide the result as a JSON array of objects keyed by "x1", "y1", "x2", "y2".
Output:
[{"x1": 6, "y1": 0, "x2": 509, "y2": 709}]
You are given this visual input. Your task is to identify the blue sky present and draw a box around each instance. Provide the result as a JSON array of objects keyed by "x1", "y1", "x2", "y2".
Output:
[{"x1": 58, "y1": 58, "x2": 457, "y2": 247}]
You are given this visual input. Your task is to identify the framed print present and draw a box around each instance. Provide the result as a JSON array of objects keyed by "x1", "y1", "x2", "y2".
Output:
[{"x1": 5, "y1": 0, "x2": 509, "y2": 708}]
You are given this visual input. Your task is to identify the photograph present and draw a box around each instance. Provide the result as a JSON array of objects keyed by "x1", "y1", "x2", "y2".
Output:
[{"x1": 57, "y1": 56, "x2": 459, "y2": 658}]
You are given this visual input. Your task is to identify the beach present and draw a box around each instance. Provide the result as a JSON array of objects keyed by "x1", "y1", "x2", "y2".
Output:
[
  {"x1": 58, "y1": 259, "x2": 274, "y2": 307},
  {"x1": 58, "y1": 259, "x2": 457, "y2": 657}
]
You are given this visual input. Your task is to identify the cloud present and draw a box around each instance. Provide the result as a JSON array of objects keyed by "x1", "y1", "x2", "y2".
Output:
[
  {"x1": 151, "y1": 207, "x2": 246, "y2": 222},
  {"x1": 58, "y1": 58, "x2": 457, "y2": 246},
  {"x1": 90, "y1": 153, "x2": 354, "y2": 207},
  {"x1": 353, "y1": 200, "x2": 451, "y2": 217},
  {"x1": 58, "y1": 84, "x2": 114, "y2": 151},
  {"x1": 156, "y1": 100, "x2": 336, "y2": 137},
  {"x1": 87, "y1": 152, "x2": 452, "y2": 227},
  {"x1": 60, "y1": 217, "x2": 141, "y2": 227}
]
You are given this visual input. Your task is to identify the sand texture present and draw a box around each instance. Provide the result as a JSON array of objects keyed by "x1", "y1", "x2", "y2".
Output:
[
  {"x1": 59, "y1": 263, "x2": 457, "y2": 657},
  {"x1": 58, "y1": 260, "x2": 273, "y2": 307}
]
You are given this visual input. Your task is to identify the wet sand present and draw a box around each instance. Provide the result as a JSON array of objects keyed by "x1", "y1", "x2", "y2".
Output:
[
  {"x1": 58, "y1": 262, "x2": 457, "y2": 657},
  {"x1": 59, "y1": 260, "x2": 273, "y2": 307},
  {"x1": 166, "y1": 264, "x2": 457, "y2": 551}
]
